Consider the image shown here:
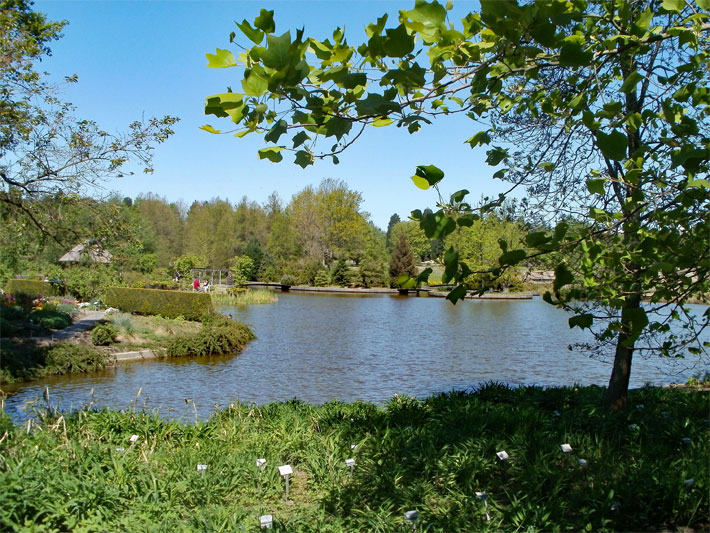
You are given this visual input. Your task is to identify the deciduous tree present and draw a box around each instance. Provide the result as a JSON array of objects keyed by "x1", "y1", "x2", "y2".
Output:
[{"x1": 205, "y1": 0, "x2": 709, "y2": 408}]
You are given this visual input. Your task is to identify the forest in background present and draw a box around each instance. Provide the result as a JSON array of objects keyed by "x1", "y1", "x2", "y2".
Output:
[{"x1": 1, "y1": 177, "x2": 550, "y2": 299}]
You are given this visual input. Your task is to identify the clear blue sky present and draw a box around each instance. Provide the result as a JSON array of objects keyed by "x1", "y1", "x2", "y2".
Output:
[{"x1": 34, "y1": 0, "x2": 504, "y2": 229}]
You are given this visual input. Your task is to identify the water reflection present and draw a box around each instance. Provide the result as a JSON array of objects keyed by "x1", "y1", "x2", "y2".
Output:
[{"x1": 3, "y1": 293, "x2": 708, "y2": 422}]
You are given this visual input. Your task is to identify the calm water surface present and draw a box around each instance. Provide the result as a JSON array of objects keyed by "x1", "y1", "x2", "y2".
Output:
[{"x1": 4, "y1": 293, "x2": 708, "y2": 422}]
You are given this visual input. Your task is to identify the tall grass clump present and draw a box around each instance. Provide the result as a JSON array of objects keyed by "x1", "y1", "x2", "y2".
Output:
[
  {"x1": 165, "y1": 315, "x2": 255, "y2": 357},
  {"x1": 211, "y1": 289, "x2": 277, "y2": 307},
  {"x1": 0, "y1": 385, "x2": 707, "y2": 531},
  {"x1": 108, "y1": 312, "x2": 135, "y2": 335}
]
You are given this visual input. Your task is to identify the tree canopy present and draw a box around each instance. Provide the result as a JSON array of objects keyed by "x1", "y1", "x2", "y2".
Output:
[
  {"x1": 0, "y1": 0, "x2": 177, "y2": 245},
  {"x1": 205, "y1": 0, "x2": 710, "y2": 408}
]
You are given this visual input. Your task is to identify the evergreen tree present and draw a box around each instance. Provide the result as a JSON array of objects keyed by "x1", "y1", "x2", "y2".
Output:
[
  {"x1": 242, "y1": 237, "x2": 264, "y2": 280},
  {"x1": 389, "y1": 234, "x2": 416, "y2": 288},
  {"x1": 329, "y1": 257, "x2": 348, "y2": 286},
  {"x1": 385, "y1": 213, "x2": 400, "y2": 250}
]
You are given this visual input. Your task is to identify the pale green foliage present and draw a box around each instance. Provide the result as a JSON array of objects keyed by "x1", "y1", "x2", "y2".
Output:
[
  {"x1": 228, "y1": 255, "x2": 255, "y2": 285},
  {"x1": 389, "y1": 221, "x2": 430, "y2": 261},
  {"x1": 173, "y1": 254, "x2": 208, "y2": 278}
]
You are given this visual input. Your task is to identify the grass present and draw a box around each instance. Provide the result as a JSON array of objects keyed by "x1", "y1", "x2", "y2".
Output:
[
  {"x1": 211, "y1": 289, "x2": 278, "y2": 307},
  {"x1": 106, "y1": 312, "x2": 202, "y2": 350},
  {"x1": 0, "y1": 384, "x2": 707, "y2": 531}
]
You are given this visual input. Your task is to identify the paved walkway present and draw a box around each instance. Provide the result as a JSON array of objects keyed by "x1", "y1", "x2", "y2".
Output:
[{"x1": 33, "y1": 310, "x2": 106, "y2": 341}]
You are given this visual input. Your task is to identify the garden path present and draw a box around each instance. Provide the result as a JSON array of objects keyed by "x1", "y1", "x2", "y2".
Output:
[{"x1": 34, "y1": 310, "x2": 105, "y2": 341}]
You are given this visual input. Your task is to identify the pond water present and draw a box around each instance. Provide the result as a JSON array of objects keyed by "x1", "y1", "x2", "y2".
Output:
[{"x1": 3, "y1": 293, "x2": 708, "y2": 422}]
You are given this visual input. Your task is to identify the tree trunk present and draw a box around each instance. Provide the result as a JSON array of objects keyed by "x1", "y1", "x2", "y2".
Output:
[{"x1": 606, "y1": 294, "x2": 641, "y2": 410}]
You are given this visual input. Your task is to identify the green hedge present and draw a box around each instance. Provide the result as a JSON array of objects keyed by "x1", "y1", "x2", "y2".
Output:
[
  {"x1": 4, "y1": 279, "x2": 58, "y2": 298},
  {"x1": 103, "y1": 287, "x2": 212, "y2": 320}
]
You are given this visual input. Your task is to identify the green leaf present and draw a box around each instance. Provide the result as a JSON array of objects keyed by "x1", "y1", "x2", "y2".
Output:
[
  {"x1": 355, "y1": 93, "x2": 400, "y2": 116},
  {"x1": 206, "y1": 48, "x2": 237, "y2": 68},
  {"x1": 236, "y1": 20, "x2": 264, "y2": 45},
  {"x1": 622, "y1": 307, "x2": 649, "y2": 342},
  {"x1": 444, "y1": 247, "x2": 459, "y2": 281},
  {"x1": 632, "y1": 9, "x2": 653, "y2": 34},
  {"x1": 485, "y1": 146, "x2": 508, "y2": 166},
  {"x1": 465, "y1": 130, "x2": 491, "y2": 147},
  {"x1": 411, "y1": 175, "x2": 431, "y2": 190},
  {"x1": 525, "y1": 232, "x2": 550, "y2": 247},
  {"x1": 253, "y1": 9, "x2": 275, "y2": 33},
  {"x1": 559, "y1": 43, "x2": 593, "y2": 68},
  {"x1": 569, "y1": 313, "x2": 594, "y2": 329},
  {"x1": 553, "y1": 263, "x2": 574, "y2": 292},
  {"x1": 595, "y1": 130, "x2": 628, "y2": 161},
  {"x1": 661, "y1": 0, "x2": 684, "y2": 12},
  {"x1": 413, "y1": 164, "x2": 445, "y2": 188},
  {"x1": 499, "y1": 249, "x2": 526, "y2": 266},
  {"x1": 260, "y1": 31, "x2": 293, "y2": 70},
  {"x1": 292, "y1": 131, "x2": 310, "y2": 148},
  {"x1": 397, "y1": 274, "x2": 416, "y2": 289},
  {"x1": 401, "y1": 0, "x2": 447, "y2": 43},
  {"x1": 621, "y1": 71, "x2": 644, "y2": 93},
  {"x1": 242, "y1": 66, "x2": 268, "y2": 96},
  {"x1": 446, "y1": 285, "x2": 468, "y2": 305},
  {"x1": 383, "y1": 24, "x2": 415, "y2": 57},
  {"x1": 294, "y1": 150, "x2": 314, "y2": 168},
  {"x1": 372, "y1": 118, "x2": 393, "y2": 127},
  {"x1": 257, "y1": 147, "x2": 284, "y2": 162},
  {"x1": 200, "y1": 125, "x2": 221, "y2": 134},
  {"x1": 450, "y1": 189, "x2": 469, "y2": 203},
  {"x1": 586, "y1": 179, "x2": 605, "y2": 195},
  {"x1": 264, "y1": 120, "x2": 288, "y2": 143}
]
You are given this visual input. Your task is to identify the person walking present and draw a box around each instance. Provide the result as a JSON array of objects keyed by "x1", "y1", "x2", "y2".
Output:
[{"x1": 193, "y1": 278, "x2": 200, "y2": 291}]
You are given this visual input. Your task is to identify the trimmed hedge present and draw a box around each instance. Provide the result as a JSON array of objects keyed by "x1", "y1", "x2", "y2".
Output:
[
  {"x1": 103, "y1": 287, "x2": 212, "y2": 320},
  {"x1": 5, "y1": 279, "x2": 58, "y2": 298}
]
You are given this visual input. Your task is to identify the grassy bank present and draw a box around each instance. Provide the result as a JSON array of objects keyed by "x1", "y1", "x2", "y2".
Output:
[
  {"x1": 1, "y1": 314, "x2": 254, "y2": 385},
  {"x1": 1, "y1": 384, "x2": 707, "y2": 531}
]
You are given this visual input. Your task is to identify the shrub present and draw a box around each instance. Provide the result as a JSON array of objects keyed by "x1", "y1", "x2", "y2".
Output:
[
  {"x1": 55, "y1": 302, "x2": 78, "y2": 317},
  {"x1": 165, "y1": 315, "x2": 255, "y2": 357},
  {"x1": 91, "y1": 323, "x2": 118, "y2": 346},
  {"x1": 4, "y1": 279, "x2": 57, "y2": 298},
  {"x1": 0, "y1": 305, "x2": 27, "y2": 322},
  {"x1": 43, "y1": 343, "x2": 108, "y2": 375},
  {"x1": 0, "y1": 317, "x2": 16, "y2": 337},
  {"x1": 28, "y1": 310, "x2": 72, "y2": 330},
  {"x1": 104, "y1": 287, "x2": 212, "y2": 321}
]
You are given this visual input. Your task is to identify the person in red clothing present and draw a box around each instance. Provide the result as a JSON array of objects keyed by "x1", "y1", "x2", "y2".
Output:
[{"x1": 193, "y1": 278, "x2": 199, "y2": 291}]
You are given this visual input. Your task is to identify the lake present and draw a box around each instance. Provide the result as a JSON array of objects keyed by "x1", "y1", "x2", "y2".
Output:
[{"x1": 3, "y1": 293, "x2": 708, "y2": 422}]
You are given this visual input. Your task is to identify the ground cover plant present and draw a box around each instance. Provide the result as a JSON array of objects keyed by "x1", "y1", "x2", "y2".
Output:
[
  {"x1": 0, "y1": 384, "x2": 707, "y2": 531},
  {"x1": 165, "y1": 314, "x2": 255, "y2": 357}
]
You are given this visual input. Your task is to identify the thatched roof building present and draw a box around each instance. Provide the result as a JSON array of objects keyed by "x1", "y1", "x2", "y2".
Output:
[{"x1": 58, "y1": 242, "x2": 112, "y2": 264}]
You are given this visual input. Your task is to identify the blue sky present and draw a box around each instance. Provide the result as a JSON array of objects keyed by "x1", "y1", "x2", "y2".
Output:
[{"x1": 34, "y1": 0, "x2": 503, "y2": 229}]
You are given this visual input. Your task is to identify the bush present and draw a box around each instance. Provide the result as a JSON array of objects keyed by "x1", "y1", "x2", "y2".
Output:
[
  {"x1": 4, "y1": 279, "x2": 57, "y2": 298},
  {"x1": 55, "y1": 302, "x2": 78, "y2": 317},
  {"x1": 104, "y1": 287, "x2": 212, "y2": 321},
  {"x1": 28, "y1": 309, "x2": 72, "y2": 330},
  {"x1": 165, "y1": 315, "x2": 255, "y2": 357},
  {"x1": 0, "y1": 305, "x2": 27, "y2": 322},
  {"x1": 91, "y1": 323, "x2": 118, "y2": 346},
  {"x1": 43, "y1": 343, "x2": 108, "y2": 375}
]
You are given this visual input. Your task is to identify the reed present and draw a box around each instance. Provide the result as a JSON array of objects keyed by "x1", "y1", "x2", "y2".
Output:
[{"x1": 211, "y1": 289, "x2": 278, "y2": 306}]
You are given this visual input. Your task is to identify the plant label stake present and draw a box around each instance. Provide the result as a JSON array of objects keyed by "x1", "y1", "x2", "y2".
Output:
[
  {"x1": 278, "y1": 465, "x2": 293, "y2": 499},
  {"x1": 129, "y1": 434, "x2": 139, "y2": 443},
  {"x1": 475, "y1": 492, "x2": 490, "y2": 521},
  {"x1": 256, "y1": 458, "x2": 267, "y2": 470},
  {"x1": 197, "y1": 464, "x2": 207, "y2": 474},
  {"x1": 577, "y1": 458, "x2": 588, "y2": 467},
  {"x1": 345, "y1": 458, "x2": 355, "y2": 480},
  {"x1": 560, "y1": 444, "x2": 572, "y2": 453},
  {"x1": 259, "y1": 514, "x2": 273, "y2": 529},
  {"x1": 496, "y1": 450, "x2": 509, "y2": 461},
  {"x1": 404, "y1": 510, "x2": 418, "y2": 532}
]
